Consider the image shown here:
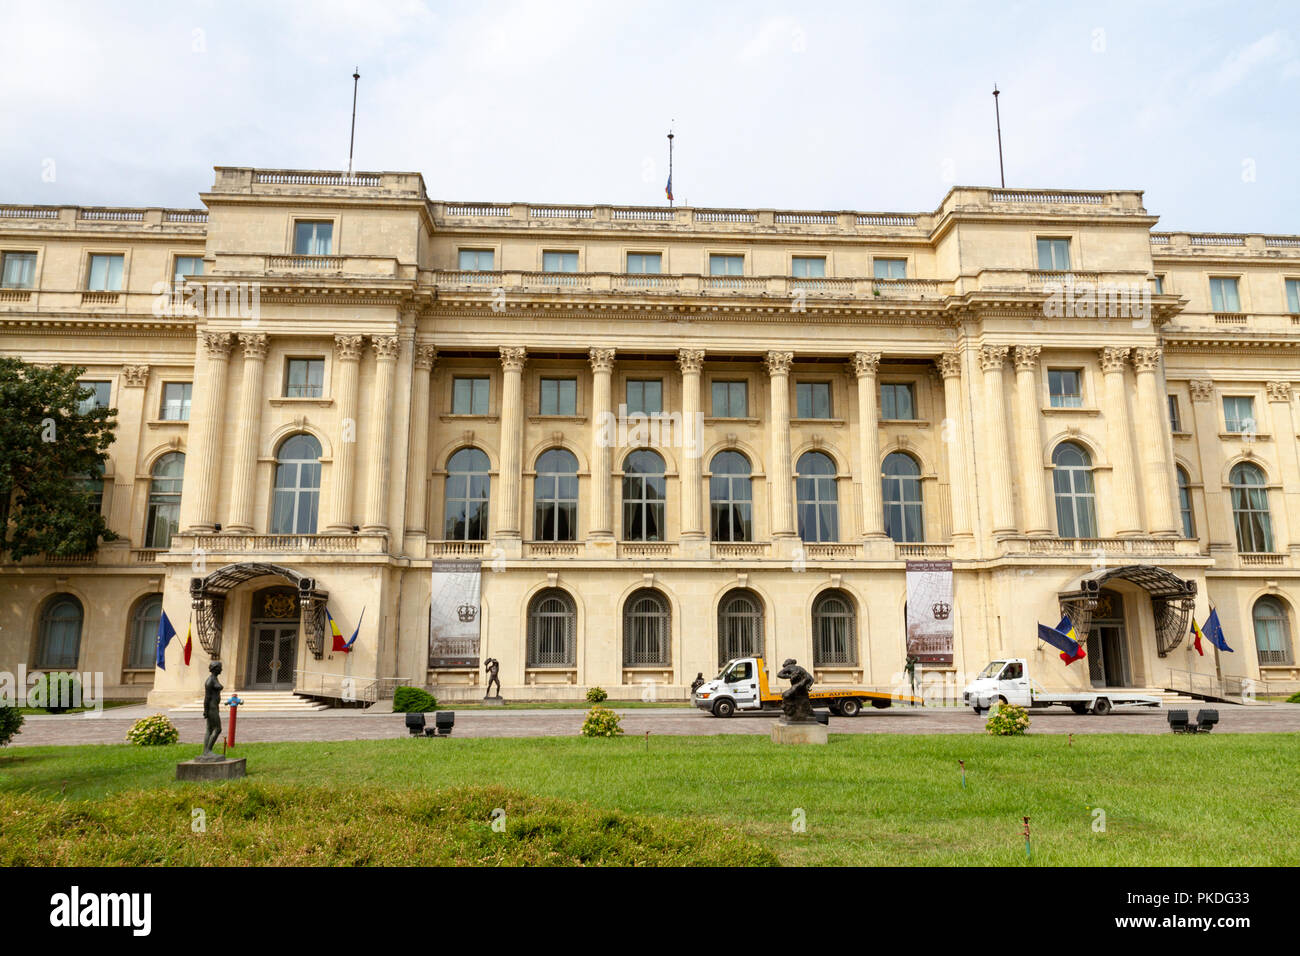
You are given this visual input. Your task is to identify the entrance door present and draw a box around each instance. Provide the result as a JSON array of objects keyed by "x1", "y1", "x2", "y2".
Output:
[{"x1": 247, "y1": 624, "x2": 298, "y2": 690}]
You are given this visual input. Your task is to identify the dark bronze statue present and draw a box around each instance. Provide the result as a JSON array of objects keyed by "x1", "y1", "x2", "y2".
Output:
[
  {"x1": 690, "y1": 672, "x2": 706, "y2": 695},
  {"x1": 198, "y1": 661, "x2": 224, "y2": 761},
  {"x1": 483, "y1": 657, "x2": 501, "y2": 698},
  {"x1": 776, "y1": 658, "x2": 815, "y2": 723}
]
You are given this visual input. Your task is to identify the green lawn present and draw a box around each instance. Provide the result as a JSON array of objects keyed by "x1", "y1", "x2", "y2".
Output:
[
  {"x1": 1, "y1": 734, "x2": 1295, "y2": 866},
  {"x1": 444, "y1": 700, "x2": 691, "y2": 710}
]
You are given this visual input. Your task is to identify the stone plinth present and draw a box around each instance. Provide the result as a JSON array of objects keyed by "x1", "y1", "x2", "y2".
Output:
[
  {"x1": 480, "y1": 697, "x2": 506, "y2": 707},
  {"x1": 176, "y1": 757, "x2": 247, "y2": 781},
  {"x1": 771, "y1": 720, "x2": 828, "y2": 745}
]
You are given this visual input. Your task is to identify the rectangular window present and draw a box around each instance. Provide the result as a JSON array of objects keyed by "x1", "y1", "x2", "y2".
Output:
[
  {"x1": 1223, "y1": 396, "x2": 1256, "y2": 433},
  {"x1": 1210, "y1": 277, "x2": 1241, "y2": 312},
  {"x1": 458, "y1": 249, "x2": 495, "y2": 271},
  {"x1": 625, "y1": 379, "x2": 663, "y2": 415},
  {"x1": 626, "y1": 253, "x2": 662, "y2": 274},
  {"x1": 542, "y1": 251, "x2": 578, "y2": 273},
  {"x1": 873, "y1": 258, "x2": 907, "y2": 280},
  {"x1": 160, "y1": 382, "x2": 192, "y2": 421},
  {"x1": 1153, "y1": 274, "x2": 1165, "y2": 295},
  {"x1": 86, "y1": 254, "x2": 124, "y2": 291},
  {"x1": 452, "y1": 376, "x2": 490, "y2": 415},
  {"x1": 880, "y1": 383, "x2": 916, "y2": 420},
  {"x1": 1168, "y1": 395, "x2": 1182, "y2": 432},
  {"x1": 284, "y1": 358, "x2": 324, "y2": 398},
  {"x1": 1, "y1": 251, "x2": 37, "y2": 288},
  {"x1": 539, "y1": 377, "x2": 577, "y2": 415},
  {"x1": 711, "y1": 380, "x2": 747, "y2": 418},
  {"x1": 293, "y1": 221, "x2": 333, "y2": 255},
  {"x1": 1048, "y1": 369, "x2": 1084, "y2": 408},
  {"x1": 1036, "y1": 238, "x2": 1071, "y2": 271},
  {"x1": 791, "y1": 256, "x2": 826, "y2": 278},
  {"x1": 709, "y1": 254, "x2": 744, "y2": 276},
  {"x1": 173, "y1": 256, "x2": 204, "y2": 282},
  {"x1": 78, "y1": 381, "x2": 111, "y2": 414},
  {"x1": 796, "y1": 381, "x2": 831, "y2": 419},
  {"x1": 1286, "y1": 278, "x2": 1300, "y2": 314}
]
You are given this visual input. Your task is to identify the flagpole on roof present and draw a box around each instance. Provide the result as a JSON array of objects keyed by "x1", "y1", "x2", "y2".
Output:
[
  {"x1": 992, "y1": 84, "x2": 1006, "y2": 188},
  {"x1": 348, "y1": 67, "x2": 361, "y2": 178},
  {"x1": 666, "y1": 126, "x2": 675, "y2": 208}
]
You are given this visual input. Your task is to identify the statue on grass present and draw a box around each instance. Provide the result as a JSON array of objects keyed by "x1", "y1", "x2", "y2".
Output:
[
  {"x1": 198, "y1": 661, "x2": 224, "y2": 761},
  {"x1": 776, "y1": 658, "x2": 815, "y2": 723}
]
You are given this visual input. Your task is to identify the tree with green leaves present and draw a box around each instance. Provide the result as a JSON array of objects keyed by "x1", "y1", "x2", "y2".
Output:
[{"x1": 0, "y1": 357, "x2": 118, "y2": 560}]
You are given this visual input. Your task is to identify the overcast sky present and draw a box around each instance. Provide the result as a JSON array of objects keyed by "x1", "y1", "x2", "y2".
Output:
[{"x1": 2, "y1": 0, "x2": 1297, "y2": 232}]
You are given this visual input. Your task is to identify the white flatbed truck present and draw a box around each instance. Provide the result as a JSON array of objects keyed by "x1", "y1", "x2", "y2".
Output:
[
  {"x1": 692, "y1": 656, "x2": 923, "y2": 717},
  {"x1": 962, "y1": 658, "x2": 1162, "y2": 715}
]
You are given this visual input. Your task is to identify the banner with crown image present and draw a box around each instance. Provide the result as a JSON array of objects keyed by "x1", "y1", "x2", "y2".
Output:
[
  {"x1": 429, "y1": 560, "x2": 482, "y2": 668},
  {"x1": 905, "y1": 560, "x2": 954, "y2": 664}
]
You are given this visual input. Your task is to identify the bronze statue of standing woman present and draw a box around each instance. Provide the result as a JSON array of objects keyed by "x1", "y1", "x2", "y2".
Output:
[{"x1": 198, "y1": 661, "x2": 224, "y2": 761}]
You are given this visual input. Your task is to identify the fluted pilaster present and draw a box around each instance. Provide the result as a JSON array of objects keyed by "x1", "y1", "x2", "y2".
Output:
[
  {"x1": 980, "y1": 345, "x2": 1016, "y2": 533},
  {"x1": 766, "y1": 351, "x2": 796, "y2": 538},
  {"x1": 362, "y1": 335, "x2": 400, "y2": 533},
  {"x1": 225, "y1": 332, "x2": 268, "y2": 532},
  {"x1": 323, "y1": 334, "x2": 364, "y2": 532},
  {"x1": 1133, "y1": 347, "x2": 1179, "y2": 534},
  {"x1": 495, "y1": 346, "x2": 526, "y2": 537},
  {"x1": 1100, "y1": 347, "x2": 1142, "y2": 535},
  {"x1": 1012, "y1": 346, "x2": 1051, "y2": 534},
  {"x1": 851, "y1": 351, "x2": 885, "y2": 538},
  {"x1": 404, "y1": 345, "x2": 436, "y2": 535},
  {"x1": 937, "y1": 351, "x2": 972, "y2": 537},
  {"x1": 185, "y1": 331, "x2": 234, "y2": 532}
]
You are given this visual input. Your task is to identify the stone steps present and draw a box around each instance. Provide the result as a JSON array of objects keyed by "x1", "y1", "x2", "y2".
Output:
[{"x1": 170, "y1": 690, "x2": 328, "y2": 713}]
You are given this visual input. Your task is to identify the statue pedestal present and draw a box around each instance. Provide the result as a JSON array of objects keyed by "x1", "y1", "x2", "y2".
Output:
[
  {"x1": 481, "y1": 696, "x2": 505, "y2": 707},
  {"x1": 771, "y1": 720, "x2": 828, "y2": 745},
  {"x1": 176, "y1": 757, "x2": 247, "y2": 781}
]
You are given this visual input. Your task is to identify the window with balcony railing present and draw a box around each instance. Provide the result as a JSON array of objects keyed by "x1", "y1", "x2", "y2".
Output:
[
  {"x1": 1, "y1": 251, "x2": 36, "y2": 288},
  {"x1": 627, "y1": 252, "x2": 662, "y2": 274},
  {"x1": 1210, "y1": 276, "x2": 1241, "y2": 313},
  {"x1": 1036, "y1": 238, "x2": 1071, "y2": 271},
  {"x1": 792, "y1": 256, "x2": 826, "y2": 278},
  {"x1": 458, "y1": 249, "x2": 494, "y2": 271},
  {"x1": 293, "y1": 220, "x2": 333, "y2": 256},
  {"x1": 873, "y1": 258, "x2": 907, "y2": 280},
  {"x1": 86, "y1": 254, "x2": 124, "y2": 291}
]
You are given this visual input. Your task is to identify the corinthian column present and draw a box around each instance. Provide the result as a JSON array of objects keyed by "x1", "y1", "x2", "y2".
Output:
[
  {"x1": 589, "y1": 348, "x2": 616, "y2": 540},
  {"x1": 851, "y1": 351, "x2": 886, "y2": 538},
  {"x1": 495, "y1": 346, "x2": 526, "y2": 538},
  {"x1": 678, "y1": 349, "x2": 706, "y2": 540},
  {"x1": 937, "y1": 351, "x2": 972, "y2": 537},
  {"x1": 185, "y1": 331, "x2": 234, "y2": 532},
  {"x1": 225, "y1": 332, "x2": 268, "y2": 533},
  {"x1": 1100, "y1": 347, "x2": 1142, "y2": 535},
  {"x1": 324, "y1": 334, "x2": 364, "y2": 533},
  {"x1": 404, "y1": 345, "x2": 436, "y2": 536},
  {"x1": 980, "y1": 345, "x2": 1016, "y2": 533},
  {"x1": 362, "y1": 335, "x2": 400, "y2": 533},
  {"x1": 1133, "y1": 347, "x2": 1179, "y2": 534},
  {"x1": 766, "y1": 351, "x2": 796, "y2": 539},
  {"x1": 1012, "y1": 346, "x2": 1051, "y2": 534}
]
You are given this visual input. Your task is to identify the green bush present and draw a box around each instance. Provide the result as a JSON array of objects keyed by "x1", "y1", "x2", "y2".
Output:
[
  {"x1": 585, "y1": 686, "x2": 608, "y2": 704},
  {"x1": 985, "y1": 702, "x2": 1030, "y2": 736},
  {"x1": 580, "y1": 704, "x2": 623, "y2": 738},
  {"x1": 1287, "y1": 691, "x2": 1300, "y2": 704},
  {"x1": 27, "y1": 672, "x2": 83, "y2": 712},
  {"x1": 0, "y1": 706, "x2": 23, "y2": 747},
  {"x1": 394, "y1": 685, "x2": 438, "y2": 713},
  {"x1": 125, "y1": 713, "x2": 179, "y2": 746}
]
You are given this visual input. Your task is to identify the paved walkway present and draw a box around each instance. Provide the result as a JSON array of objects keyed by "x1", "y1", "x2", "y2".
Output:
[{"x1": 11, "y1": 703, "x2": 1300, "y2": 746}]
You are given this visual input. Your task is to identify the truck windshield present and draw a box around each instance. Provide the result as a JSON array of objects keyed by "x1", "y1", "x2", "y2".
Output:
[
  {"x1": 978, "y1": 661, "x2": 1007, "y2": 679},
  {"x1": 715, "y1": 661, "x2": 737, "y2": 680}
]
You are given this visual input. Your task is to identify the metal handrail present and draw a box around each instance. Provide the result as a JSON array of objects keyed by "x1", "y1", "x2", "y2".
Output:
[{"x1": 1166, "y1": 667, "x2": 1248, "y2": 701}]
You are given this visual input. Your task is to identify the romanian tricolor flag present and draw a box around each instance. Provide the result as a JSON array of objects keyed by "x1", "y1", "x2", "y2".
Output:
[
  {"x1": 665, "y1": 173, "x2": 673, "y2": 202},
  {"x1": 327, "y1": 609, "x2": 347, "y2": 652},
  {"x1": 1191, "y1": 617, "x2": 1206, "y2": 656},
  {"x1": 1038, "y1": 616, "x2": 1086, "y2": 666},
  {"x1": 182, "y1": 621, "x2": 193, "y2": 666}
]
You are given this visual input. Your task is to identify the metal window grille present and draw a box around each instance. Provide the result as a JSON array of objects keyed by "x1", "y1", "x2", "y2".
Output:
[
  {"x1": 623, "y1": 590, "x2": 670, "y2": 665},
  {"x1": 527, "y1": 590, "x2": 576, "y2": 667},
  {"x1": 718, "y1": 591, "x2": 763, "y2": 666},
  {"x1": 813, "y1": 592, "x2": 857, "y2": 666}
]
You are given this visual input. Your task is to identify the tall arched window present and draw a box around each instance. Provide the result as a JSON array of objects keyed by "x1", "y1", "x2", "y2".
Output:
[
  {"x1": 882, "y1": 452, "x2": 923, "y2": 542},
  {"x1": 1229, "y1": 462, "x2": 1273, "y2": 553},
  {"x1": 1052, "y1": 442, "x2": 1097, "y2": 538},
  {"x1": 1176, "y1": 466, "x2": 1195, "y2": 539},
  {"x1": 126, "y1": 595, "x2": 163, "y2": 669},
  {"x1": 623, "y1": 589, "x2": 671, "y2": 666},
  {"x1": 73, "y1": 462, "x2": 106, "y2": 516},
  {"x1": 796, "y1": 452, "x2": 838, "y2": 543},
  {"x1": 534, "y1": 448, "x2": 578, "y2": 541},
  {"x1": 444, "y1": 447, "x2": 491, "y2": 541},
  {"x1": 718, "y1": 588, "x2": 764, "y2": 665},
  {"x1": 145, "y1": 452, "x2": 185, "y2": 548},
  {"x1": 36, "y1": 594, "x2": 83, "y2": 669},
  {"x1": 622, "y1": 449, "x2": 666, "y2": 541},
  {"x1": 710, "y1": 451, "x2": 752, "y2": 542},
  {"x1": 527, "y1": 588, "x2": 576, "y2": 667},
  {"x1": 1253, "y1": 596, "x2": 1294, "y2": 665},
  {"x1": 813, "y1": 589, "x2": 857, "y2": 666},
  {"x1": 270, "y1": 434, "x2": 322, "y2": 534}
]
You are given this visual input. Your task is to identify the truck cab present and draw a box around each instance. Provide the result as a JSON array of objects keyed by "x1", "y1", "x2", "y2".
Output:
[
  {"x1": 692, "y1": 656, "x2": 922, "y2": 717},
  {"x1": 964, "y1": 658, "x2": 1033, "y2": 709}
]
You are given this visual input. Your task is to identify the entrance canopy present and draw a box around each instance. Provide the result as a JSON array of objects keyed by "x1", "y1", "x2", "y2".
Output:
[
  {"x1": 1058, "y1": 565, "x2": 1196, "y2": 657},
  {"x1": 189, "y1": 562, "x2": 329, "y2": 661}
]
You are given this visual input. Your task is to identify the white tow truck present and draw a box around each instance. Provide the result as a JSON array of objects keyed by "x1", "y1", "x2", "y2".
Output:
[
  {"x1": 962, "y1": 658, "x2": 1163, "y2": 716},
  {"x1": 692, "y1": 656, "x2": 923, "y2": 717}
]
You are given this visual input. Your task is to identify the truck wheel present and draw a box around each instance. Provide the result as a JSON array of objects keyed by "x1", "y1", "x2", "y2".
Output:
[
  {"x1": 839, "y1": 698, "x2": 862, "y2": 718},
  {"x1": 1070, "y1": 703, "x2": 1088, "y2": 715},
  {"x1": 1092, "y1": 697, "x2": 1112, "y2": 716},
  {"x1": 712, "y1": 698, "x2": 736, "y2": 718},
  {"x1": 998, "y1": 696, "x2": 1009, "y2": 706}
]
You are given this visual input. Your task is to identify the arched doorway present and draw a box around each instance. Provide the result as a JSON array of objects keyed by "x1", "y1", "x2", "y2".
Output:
[{"x1": 246, "y1": 586, "x2": 301, "y2": 690}]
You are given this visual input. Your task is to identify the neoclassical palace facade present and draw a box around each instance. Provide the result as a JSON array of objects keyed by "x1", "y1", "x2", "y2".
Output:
[{"x1": 2, "y1": 168, "x2": 1299, "y2": 705}]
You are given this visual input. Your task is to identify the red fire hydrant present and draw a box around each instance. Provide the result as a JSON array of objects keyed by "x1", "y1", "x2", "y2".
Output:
[{"x1": 226, "y1": 695, "x2": 244, "y2": 750}]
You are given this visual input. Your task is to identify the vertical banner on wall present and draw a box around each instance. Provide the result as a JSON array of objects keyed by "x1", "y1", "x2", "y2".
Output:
[
  {"x1": 429, "y1": 560, "x2": 482, "y2": 668},
  {"x1": 906, "y1": 560, "x2": 954, "y2": 664}
]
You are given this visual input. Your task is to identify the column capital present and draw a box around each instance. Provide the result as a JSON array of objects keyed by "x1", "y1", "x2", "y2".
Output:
[
  {"x1": 850, "y1": 350, "x2": 881, "y2": 378},
  {"x1": 121, "y1": 365, "x2": 150, "y2": 388},
  {"x1": 414, "y1": 344, "x2": 437, "y2": 370},
  {"x1": 1099, "y1": 346, "x2": 1130, "y2": 373},
  {"x1": 1266, "y1": 380, "x2": 1293, "y2": 403},
  {"x1": 677, "y1": 348, "x2": 705, "y2": 375},
  {"x1": 200, "y1": 331, "x2": 234, "y2": 359},
  {"x1": 936, "y1": 351, "x2": 962, "y2": 379},
  {"x1": 1012, "y1": 345, "x2": 1041, "y2": 372},
  {"x1": 370, "y1": 334, "x2": 401, "y2": 361},
  {"x1": 765, "y1": 350, "x2": 794, "y2": 376},
  {"x1": 1189, "y1": 379, "x2": 1215, "y2": 402},
  {"x1": 1132, "y1": 346, "x2": 1162, "y2": 373},
  {"x1": 334, "y1": 334, "x2": 366, "y2": 362},
  {"x1": 500, "y1": 346, "x2": 527, "y2": 372},
  {"x1": 589, "y1": 347, "x2": 616, "y2": 373},
  {"x1": 979, "y1": 344, "x2": 1009, "y2": 371},
  {"x1": 238, "y1": 332, "x2": 269, "y2": 360}
]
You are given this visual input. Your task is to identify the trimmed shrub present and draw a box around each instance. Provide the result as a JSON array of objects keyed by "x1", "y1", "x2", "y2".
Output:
[
  {"x1": 580, "y1": 704, "x2": 623, "y2": 738},
  {"x1": 585, "y1": 686, "x2": 608, "y2": 704},
  {"x1": 1287, "y1": 691, "x2": 1300, "y2": 704},
  {"x1": 393, "y1": 685, "x2": 438, "y2": 713},
  {"x1": 126, "y1": 714, "x2": 179, "y2": 746},
  {"x1": 0, "y1": 706, "x2": 23, "y2": 747},
  {"x1": 985, "y1": 702, "x2": 1030, "y2": 736},
  {"x1": 27, "y1": 672, "x2": 83, "y2": 713}
]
